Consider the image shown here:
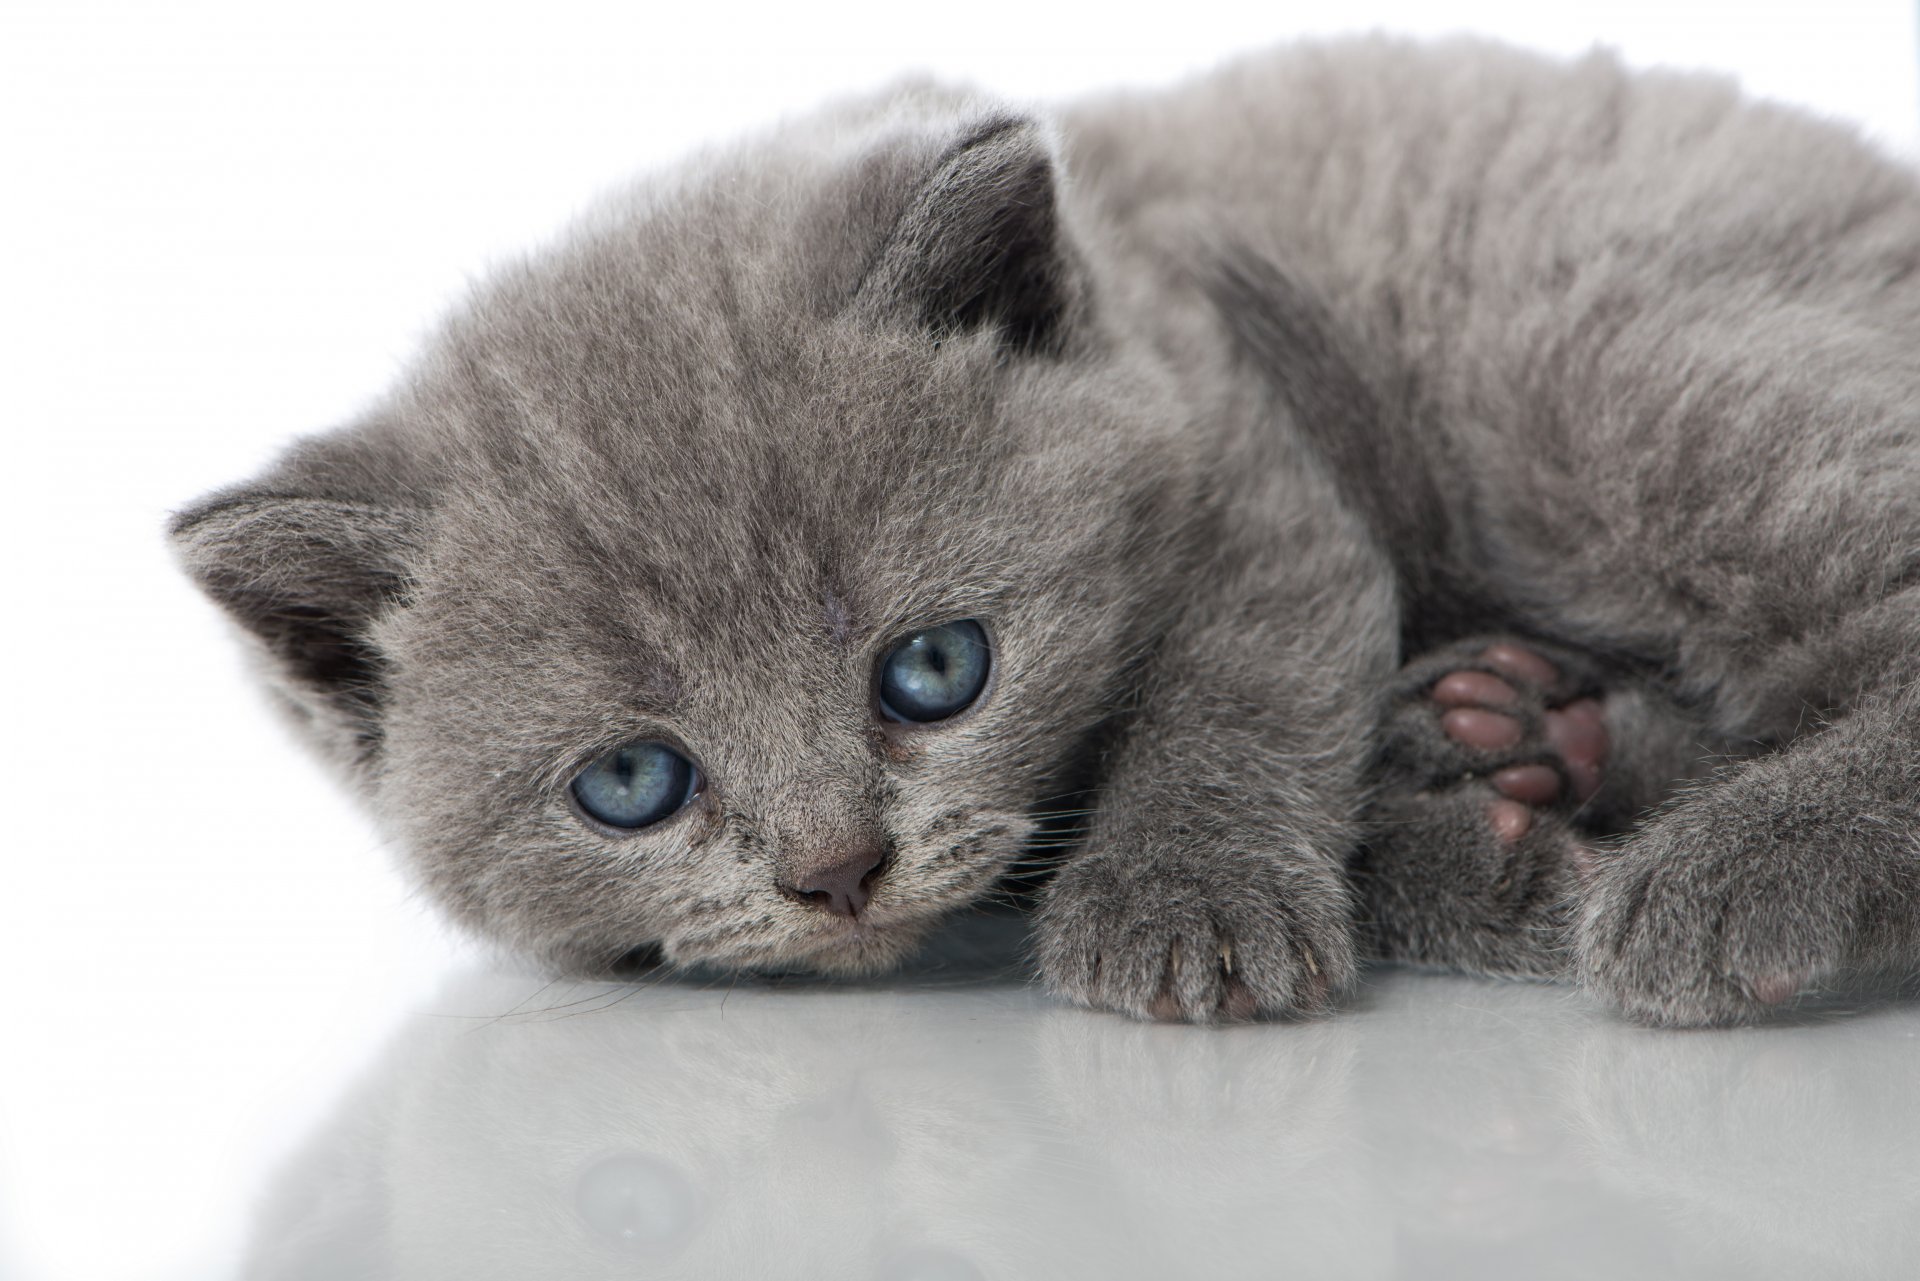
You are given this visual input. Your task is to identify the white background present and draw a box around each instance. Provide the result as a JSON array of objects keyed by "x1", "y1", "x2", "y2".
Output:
[{"x1": 2, "y1": 3, "x2": 1916, "y2": 1278}]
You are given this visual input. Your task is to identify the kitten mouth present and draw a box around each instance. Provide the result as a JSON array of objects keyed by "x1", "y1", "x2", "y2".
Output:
[
  {"x1": 789, "y1": 888, "x2": 991, "y2": 971},
  {"x1": 787, "y1": 916, "x2": 931, "y2": 975},
  {"x1": 786, "y1": 875, "x2": 1007, "y2": 972},
  {"x1": 804, "y1": 903, "x2": 922, "y2": 945},
  {"x1": 663, "y1": 907, "x2": 926, "y2": 976},
  {"x1": 669, "y1": 845, "x2": 1021, "y2": 975}
]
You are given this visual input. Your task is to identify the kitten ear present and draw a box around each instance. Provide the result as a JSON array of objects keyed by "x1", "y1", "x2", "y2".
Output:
[
  {"x1": 171, "y1": 487, "x2": 421, "y2": 759},
  {"x1": 857, "y1": 115, "x2": 1079, "y2": 353}
]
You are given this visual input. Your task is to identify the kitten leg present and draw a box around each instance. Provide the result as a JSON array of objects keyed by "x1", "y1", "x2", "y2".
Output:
[
  {"x1": 1033, "y1": 524, "x2": 1401, "y2": 1024},
  {"x1": 1579, "y1": 677, "x2": 1920, "y2": 1026},
  {"x1": 1353, "y1": 636, "x2": 1706, "y2": 978}
]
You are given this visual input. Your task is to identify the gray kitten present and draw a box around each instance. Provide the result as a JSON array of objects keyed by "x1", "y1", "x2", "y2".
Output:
[{"x1": 173, "y1": 37, "x2": 1920, "y2": 1026}]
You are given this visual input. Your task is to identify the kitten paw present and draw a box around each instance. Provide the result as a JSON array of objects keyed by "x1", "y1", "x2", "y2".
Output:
[
  {"x1": 1576, "y1": 804, "x2": 1850, "y2": 1026},
  {"x1": 1356, "y1": 638, "x2": 1612, "y2": 976},
  {"x1": 1576, "y1": 688, "x2": 1920, "y2": 1025},
  {"x1": 1035, "y1": 847, "x2": 1358, "y2": 1024}
]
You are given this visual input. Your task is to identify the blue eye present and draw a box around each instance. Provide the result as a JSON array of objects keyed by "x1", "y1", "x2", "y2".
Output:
[
  {"x1": 571, "y1": 741, "x2": 701, "y2": 831},
  {"x1": 878, "y1": 620, "x2": 992, "y2": 723}
]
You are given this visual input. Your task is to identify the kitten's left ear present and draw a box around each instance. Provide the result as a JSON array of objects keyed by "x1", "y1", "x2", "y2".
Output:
[{"x1": 856, "y1": 115, "x2": 1080, "y2": 353}]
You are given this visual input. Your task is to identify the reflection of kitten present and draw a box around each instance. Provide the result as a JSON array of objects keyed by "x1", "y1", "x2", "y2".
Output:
[
  {"x1": 248, "y1": 969, "x2": 1920, "y2": 1277},
  {"x1": 1565, "y1": 1017, "x2": 1920, "y2": 1275},
  {"x1": 245, "y1": 968, "x2": 1377, "y2": 1280},
  {"x1": 174, "y1": 37, "x2": 1920, "y2": 1025}
]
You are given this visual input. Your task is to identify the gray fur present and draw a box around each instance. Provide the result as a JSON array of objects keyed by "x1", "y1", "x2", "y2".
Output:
[{"x1": 173, "y1": 37, "x2": 1920, "y2": 1025}]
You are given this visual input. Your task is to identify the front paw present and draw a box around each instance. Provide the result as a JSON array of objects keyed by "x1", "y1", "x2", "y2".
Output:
[
  {"x1": 1576, "y1": 802, "x2": 1855, "y2": 1026},
  {"x1": 1034, "y1": 846, "x2": 1358, "y2": 1023}
]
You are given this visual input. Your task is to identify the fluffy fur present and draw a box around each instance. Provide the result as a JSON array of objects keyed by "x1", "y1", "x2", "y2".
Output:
[{"x1": 173, "y1": 38, "x2": 1920, "y2": 1025}]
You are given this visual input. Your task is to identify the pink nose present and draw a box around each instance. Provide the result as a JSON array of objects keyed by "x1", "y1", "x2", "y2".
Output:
[{"x1": 780, "y1": 846, "x2": 888, "y2": 918}]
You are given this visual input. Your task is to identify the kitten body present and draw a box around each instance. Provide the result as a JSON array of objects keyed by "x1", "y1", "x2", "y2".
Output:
[{"x1": 175, "y1": 38, "x2": 1920, "y2": 1025}]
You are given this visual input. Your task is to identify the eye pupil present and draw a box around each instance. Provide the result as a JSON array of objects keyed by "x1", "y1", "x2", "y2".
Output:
[
  {"x1": 878, "y1": 620, "x2": 991, "y2": 724},
  {"x1": 572, "y1": 741, "x2": 699, "y2": 831}
]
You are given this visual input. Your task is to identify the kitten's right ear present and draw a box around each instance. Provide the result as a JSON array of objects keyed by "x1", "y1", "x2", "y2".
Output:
[
  {"x1": 856, "y1": 115, "x2": 1081, "y2": 353},
  {"x1": 170, "y1": 487, "x2": 422, "y2": 760}
]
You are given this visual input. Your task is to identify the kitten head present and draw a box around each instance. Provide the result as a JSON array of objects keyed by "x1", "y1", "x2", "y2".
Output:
[{"x1": 173, "y1": 93, "x2": 1209, "y2": 976}]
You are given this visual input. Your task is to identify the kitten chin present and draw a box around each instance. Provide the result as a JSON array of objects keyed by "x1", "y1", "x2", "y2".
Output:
[
  {"x1": 702, "y1": 920, "x2": 939, "y2": 979},
  {"x1": 559, "y1": 902, "x2": 951, "y2": 981}
]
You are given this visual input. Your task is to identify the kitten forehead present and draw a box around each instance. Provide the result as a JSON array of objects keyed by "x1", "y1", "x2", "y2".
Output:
[
  {"x1": 822, "y1": 590, "x2": 856, "y2": 645},
  {"x1": 370, "y1": 96, "x2": 1176, "y2": 655}
]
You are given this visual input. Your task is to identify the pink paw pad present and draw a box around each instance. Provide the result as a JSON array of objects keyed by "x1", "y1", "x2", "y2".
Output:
[
  {"x1": 1746, "y1": 973, "x2": 1806, "y2": 1006},
  {"x1": 1441, "y1": 708, "x2": 1525, "y2": 750},
  {"x1": 1544, "y1": 698, "x2": 1608, "y2": 802},
  {"x1": 1431, "y1": 672, "x2": 1520, "y2": 709},
  {"x1": 1480, "y1": 643, "x2": 1560, "y2": 689},
  {"x1": 1487, "y1": 799, "x2": 1533, "y2": 844},
  {"x1": 1491, "y1": 764, "x2": 1561, "y2": 805}
]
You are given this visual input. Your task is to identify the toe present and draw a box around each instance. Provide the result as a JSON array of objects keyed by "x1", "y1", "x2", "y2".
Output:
[
  {"x1": 1480, "y1": 642, "x2": 1560, "y2": 689},
  {"x1": 1220, "y1": 979, "x2": 1258, "y2": 1021},
  {"x1": 1745, "y1": 972, "x2": 1807, "y2": 1007},
  {"x1": 1431, "y1": 671, "x2": 1521, "y2": 708},
  {"x1": 1487, "y1": 799, "x2": 1533, "y2": 843},
  {"x1": 1545, "y1": 699, "x2": 1608, "y2": 801},
  {"x1": 1442, "y1": 708, "x2": 1524, "y2": 750},
  {"x1": 1492, "y1": 764, "x2": 1561, "y2": 805}
]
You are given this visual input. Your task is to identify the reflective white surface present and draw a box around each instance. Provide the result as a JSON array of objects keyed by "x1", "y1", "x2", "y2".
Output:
[{"x1": 241, "y1": 924, "x2": 1920, "y2": 1281}]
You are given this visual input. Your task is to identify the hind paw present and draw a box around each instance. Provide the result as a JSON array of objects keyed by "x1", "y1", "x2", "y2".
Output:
[{"x1": 1358, "y1": 638, "x2": 1614, "y2": 976}]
